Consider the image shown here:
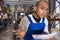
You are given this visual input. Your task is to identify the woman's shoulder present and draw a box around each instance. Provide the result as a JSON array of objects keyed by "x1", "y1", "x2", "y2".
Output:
[
  {"x1": 21, "y1": 16, "x2": 30, "y2": 23},
  {"x1": 22, "y1": 16, "x2": 28, "y2": 19},
  {"x1": 22, "y1": 14, "x2": 32, "y2": 19},
  {"x1": 44, "y1": 17, "x2": 48, "y2": 21},
  {"x1": 43, "y1": 17, "x2": 48, "y2": 24}
]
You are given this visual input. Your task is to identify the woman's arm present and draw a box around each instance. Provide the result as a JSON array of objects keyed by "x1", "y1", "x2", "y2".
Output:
[{"x1": 17, "y1": 16, "x2": 30, "y2": 38}]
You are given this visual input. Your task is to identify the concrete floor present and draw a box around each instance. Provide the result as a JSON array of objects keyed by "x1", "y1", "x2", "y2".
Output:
[{"x1": 0, "y1": 25, "x2": 13, "y2": 40}]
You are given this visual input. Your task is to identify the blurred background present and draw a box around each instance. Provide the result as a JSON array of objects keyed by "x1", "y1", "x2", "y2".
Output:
[{"x1": 0, "y1": 0, "x2": 60, "y2": 40}]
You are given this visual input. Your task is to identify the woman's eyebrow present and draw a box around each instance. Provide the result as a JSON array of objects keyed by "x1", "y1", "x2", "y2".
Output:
[{"x1": 41, "y1": 6, "x2": 45, "y2": 9}]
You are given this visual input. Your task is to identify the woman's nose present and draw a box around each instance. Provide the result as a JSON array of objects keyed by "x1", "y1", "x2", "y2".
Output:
[{"x1": 43, "y1": 10, "x2": 46, "y2": 15}]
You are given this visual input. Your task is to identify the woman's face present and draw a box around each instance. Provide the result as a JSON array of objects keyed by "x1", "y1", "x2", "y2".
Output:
[{"x1": 35, "y1": 1, "x2": 48, "y2": 18}]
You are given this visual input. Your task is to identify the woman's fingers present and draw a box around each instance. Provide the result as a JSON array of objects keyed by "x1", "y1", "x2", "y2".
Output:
[
  {"x1": 47, "y1": 38, "x2": 53, "y2": 40},
  {"x1": 18, "y1": 26, "x2": 25, "y2": 38}
]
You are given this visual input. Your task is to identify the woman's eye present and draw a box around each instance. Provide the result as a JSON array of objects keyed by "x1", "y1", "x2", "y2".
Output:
[{"x1": 41, "y1": 7, "x2": 45, "y2": 10}]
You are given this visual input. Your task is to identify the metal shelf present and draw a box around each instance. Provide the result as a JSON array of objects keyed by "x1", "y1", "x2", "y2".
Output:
[{"x1": 50, "y1": 18, "x2": 60, "y2": 21}]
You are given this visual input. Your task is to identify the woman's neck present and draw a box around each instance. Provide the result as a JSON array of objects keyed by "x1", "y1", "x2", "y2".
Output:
[
  {"x1": 33, "y1": 13, "x2": 39, "y2": 19},
  {"x1": 33, "y1": 13, "x2": 41, "y2": 23}
]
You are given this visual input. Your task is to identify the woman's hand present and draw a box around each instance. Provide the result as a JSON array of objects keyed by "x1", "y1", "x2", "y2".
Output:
[
  {"x1": 18, "y1": 27, "x2": 25, "y2": 38},
  {"x1": 47, "y1": 38, "x2": 53, "y2": 40},
  {"x1": 17, "y1": 26, "x2": 25, "y2": 39}
]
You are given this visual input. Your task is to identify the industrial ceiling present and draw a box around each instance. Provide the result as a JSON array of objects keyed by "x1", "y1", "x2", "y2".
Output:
[{"x1": 3, "y1": 0, "x2": 39, "y2": 6}]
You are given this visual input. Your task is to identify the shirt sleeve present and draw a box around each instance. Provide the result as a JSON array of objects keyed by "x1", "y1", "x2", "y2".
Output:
[
  {"x1": 44, "y1": 17, "x2": 49, "y2": 33},
  {"x1": 18, "y1": 16, "x2": 30, "y2": 32}
]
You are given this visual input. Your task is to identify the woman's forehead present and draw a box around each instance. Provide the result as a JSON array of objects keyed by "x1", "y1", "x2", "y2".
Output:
[{"x1": 38, "y1": 1, "x2": 48, "y2": 8}]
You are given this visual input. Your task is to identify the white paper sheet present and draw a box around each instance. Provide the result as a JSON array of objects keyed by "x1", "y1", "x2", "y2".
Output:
[{"x1": 32, "y1": 32, "x2": 57, "y2": 39}]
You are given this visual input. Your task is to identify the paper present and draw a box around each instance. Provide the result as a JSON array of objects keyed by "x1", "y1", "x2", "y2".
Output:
[{"x1": 32, "y1": 32, "x2": 57, "y2": 39}]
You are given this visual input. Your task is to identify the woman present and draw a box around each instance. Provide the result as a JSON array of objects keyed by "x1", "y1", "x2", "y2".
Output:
[{"x1": 17, "y1": 0, "x2": 53, "y2": 40}]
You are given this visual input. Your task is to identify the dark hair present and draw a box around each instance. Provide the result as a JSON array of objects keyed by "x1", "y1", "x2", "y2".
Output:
[{"x1": 35, "y1": 0, "x2": 48, "y2": 6}]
